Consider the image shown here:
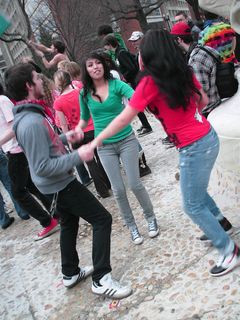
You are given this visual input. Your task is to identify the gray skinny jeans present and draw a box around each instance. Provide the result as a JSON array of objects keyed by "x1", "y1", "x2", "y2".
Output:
[{"x1": 97, "y1": 133, "x2": 155, "y2": 228}]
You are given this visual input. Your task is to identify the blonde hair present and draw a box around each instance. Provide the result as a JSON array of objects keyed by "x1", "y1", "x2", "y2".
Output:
[
  {"x1": 57, "y1": 60, "x2": 70, "y2": 71},
  {"x1": 39, "y1": 74, "x2": 55, "y2": 108},
  {"x1": 57, "y1": 60, "x2": 81, "y2": 80},
  {"x1": 53, "y1": 70, "x2": 72, "y2": 94}
]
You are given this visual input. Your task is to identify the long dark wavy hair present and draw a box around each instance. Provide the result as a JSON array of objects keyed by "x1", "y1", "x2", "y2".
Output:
[
  {"x1": 139, "y1": 29, "x2": 201, "y2": 110},
  {"x1": 81, "y1": 51, "x2": 112, "y2": 103}
]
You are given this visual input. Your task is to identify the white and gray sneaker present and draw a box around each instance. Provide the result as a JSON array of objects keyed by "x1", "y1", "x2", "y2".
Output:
[
  {"x1": 130, "y1": 226, "x2": 143, "y2": 245},
  {"x1": 63, "y1": 265, "x2": 94, "y2": 288},
  {"x1": 92, "y1": 273, "x2": 132, "y2": 299},
  {"x1": 148, "y1": 219, "x2": 159, "y2": 238}
]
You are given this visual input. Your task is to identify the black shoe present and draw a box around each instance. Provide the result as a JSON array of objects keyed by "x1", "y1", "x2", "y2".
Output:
[
  {"x1": 20, "y1": 215, "x2": 30, "y2": 220},
  {"x1": 96, "y1": 191, "x2": 111, "y2": 199},
  {"x1": 136, "y1": 126, "x2": 143, "y2": 133},
  {"x1": 2, "y1": 217, "x2": 15, "y2": 229},
  {"x1": 175, "y1": 172, "x2": 180, "y2": 181},
  {"x1": 83, "y1": 178, "x2": 93, "y2": 187},
  {"x1": 139, "y1": 165, "x2": 151, "y2": 177},
  {"x1": 138, "y1": 127, "x2": 153, "y2": 137},
  {"x1": 199, "y1": 217, "x2": 233, "y2": 241},
  {"x1": 210, "y1": 244, "x2": 240, "y2": 277},
  {"x1": 162, "y1": 136, "x2": 175, "y2": 148}
]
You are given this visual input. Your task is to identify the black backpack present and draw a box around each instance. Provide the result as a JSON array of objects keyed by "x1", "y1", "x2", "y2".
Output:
[{"x1": 200, "y1": 46, "x2": 238, "y2": 99}]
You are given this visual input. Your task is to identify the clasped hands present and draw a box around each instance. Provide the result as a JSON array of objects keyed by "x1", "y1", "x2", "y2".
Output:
[{"x1": 66, "y1": 127, "x2": 100, "y2": 162}]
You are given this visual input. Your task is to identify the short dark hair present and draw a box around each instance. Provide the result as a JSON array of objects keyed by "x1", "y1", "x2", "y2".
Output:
[
  {"x1": 175, "y1": 34, "x2": 194, "y2": 44},
  {"x1": 175, "y1": 11, "x2": 188, "y2": 18},
  {"x1": 97, "y1": 24, "x2": 113, "y2": 36},
  {"x1": 203, "y1": 10, "x2": 218, "y2": 20},
  {"x1": 52, "y1": 40, "x2": 65, "y2": 53},
  {"x1": 102, "y1": 34, "x2": 119, "y2": 48},
  {"x1": 5, "y1": 63, "x2": 35, "y2": 101}
]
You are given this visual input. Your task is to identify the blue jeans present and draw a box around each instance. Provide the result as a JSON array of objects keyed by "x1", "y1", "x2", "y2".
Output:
[
  {"x1": 0, "y1": 151, "x2": 29, "y2": 226},
  {"x1": 98, "y1": 133, "x2": 155, "y2": 228},
  {"x1": 179, "y1": 128, "x2": 234, "y2": 255}
]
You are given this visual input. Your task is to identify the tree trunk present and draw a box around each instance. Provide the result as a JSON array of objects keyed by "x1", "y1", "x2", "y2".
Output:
[{"x1": 133, "y1": 0, "x2": 150, "y2": 32}]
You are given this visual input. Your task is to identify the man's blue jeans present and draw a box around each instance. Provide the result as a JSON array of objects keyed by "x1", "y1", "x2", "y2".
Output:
[
  {"x1": 0, "y1": 150, "x2": 29, "y2": 226},
  {"x1": 179, "y1": 128, "x2": 234, "y2": 256}
]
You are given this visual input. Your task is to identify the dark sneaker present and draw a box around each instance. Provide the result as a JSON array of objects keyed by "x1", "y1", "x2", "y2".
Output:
[
  {"x1": 162, "y1": 136, "x2": 175, "y2": 148},
  {"x1": 138, "y1": 127, "x2": 153, "y2": 137},
  {"x1": 96, "y1": 191, "x2": 111, "y2": 199},
  {"x1": 63, "y1": 265, "x2": 94, "y2": 288},
  {"x1": 175, "y1": 172, "x2": 180, "y2": 181},
  {"x1": 35, "y1": 218, "x2": 59, "y2": 241},
  {"x1": 20, "y1": 215, "x2": 30, "y2": 220},
  {"x1": 136, "y1": 126, "x2": 143, "y2": 133},
  {"x1": 199, "y1": 217, "x2": 233, "y2": 241},
  {"x1": 2, "y1": 217, "x2": 14, "y2": 229},
  {"x1": 83, "y1": 178, "x2": 93, "y2": 187},
  {"x1": 210, "y1": 244, "x2": 240, "y2": 277},
  {"x1": 139, "y1": 165, "x2": 151, "y2": 177},
  {"x1": 130, "y1": 226, "x2": 143, "y2": 245},
  {"x1": 92, "y1": 273, "x2": 132, "y2": 299},
  {"x1": 148, "y1": 218, "x2": 159, "y2": 238}
]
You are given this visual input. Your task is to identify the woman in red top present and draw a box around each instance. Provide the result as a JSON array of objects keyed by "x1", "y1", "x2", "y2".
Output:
[
  {"x1": 86, "y1": 30, "x2": 239, "y2": 277},
  {"x1": 53, "y1": 70, "x2": 110, "y2": 197}
]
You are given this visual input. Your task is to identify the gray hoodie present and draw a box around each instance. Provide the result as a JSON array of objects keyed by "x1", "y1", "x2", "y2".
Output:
[{"x1": 13, "y1": 103, "x2": 81, "y2": 194}]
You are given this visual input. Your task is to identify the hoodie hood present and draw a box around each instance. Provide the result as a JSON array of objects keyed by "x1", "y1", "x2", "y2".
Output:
[{"x1": 12, "y1": 103, "x2": 44, "y2": 134}]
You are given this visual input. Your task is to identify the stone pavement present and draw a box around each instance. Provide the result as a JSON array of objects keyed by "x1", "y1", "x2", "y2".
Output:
[{"x1": 1, "y1": 115, "x2": 240, "y2": 320}]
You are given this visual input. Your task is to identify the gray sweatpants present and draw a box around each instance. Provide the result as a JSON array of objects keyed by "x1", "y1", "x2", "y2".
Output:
[{"x1": 97, "y1": 133, "x2": 155, "y2": 228}]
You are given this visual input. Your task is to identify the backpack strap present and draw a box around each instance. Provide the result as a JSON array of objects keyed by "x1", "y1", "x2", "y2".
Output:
[{"x1": 198, "y1": 46, "x2": 221, "y2": 63}]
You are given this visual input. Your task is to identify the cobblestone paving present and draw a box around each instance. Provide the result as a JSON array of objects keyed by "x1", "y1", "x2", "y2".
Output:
[{"x1": 0, "y1": 115, "x2": 240, "y2": 320}]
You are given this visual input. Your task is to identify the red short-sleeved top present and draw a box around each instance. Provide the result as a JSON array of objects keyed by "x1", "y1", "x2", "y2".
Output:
[
  {"x1": 129, "y1": 75, "x2": 210, "y2": 148},
  {"x1": 53, "y1": 88, "x2": 94, "y2": 132}
]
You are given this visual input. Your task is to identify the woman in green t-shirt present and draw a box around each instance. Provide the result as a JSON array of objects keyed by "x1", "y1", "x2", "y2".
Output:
[{"x1": 77, "y1": 51, "x2": 159, "y2": 245}]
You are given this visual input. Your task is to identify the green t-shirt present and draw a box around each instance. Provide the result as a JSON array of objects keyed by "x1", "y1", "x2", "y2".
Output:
[{"x1": 80, "y1": 79, "x2": 134, "y2": 144}]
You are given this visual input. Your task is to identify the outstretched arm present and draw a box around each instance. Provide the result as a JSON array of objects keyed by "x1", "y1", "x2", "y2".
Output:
[
  {"x1": 29, "y1": 40, "x2": 52, "y2": 53},
  {"x1": 91, "y1": 104, "x2": 138, "y2": 148},
  {"x1": 35, "y1": 51, "x2": 60, "y2": 69}
]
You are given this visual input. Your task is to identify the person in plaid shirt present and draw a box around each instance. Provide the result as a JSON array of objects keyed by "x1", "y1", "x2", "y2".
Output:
[{"x1": 171, "y1": 21, "x2": 221, "y2": 118}]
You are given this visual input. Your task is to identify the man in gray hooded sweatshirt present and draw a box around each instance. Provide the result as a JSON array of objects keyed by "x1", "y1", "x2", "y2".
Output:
[{"x1": 5, "y1": 63, "x2": 132, "y2": 299}]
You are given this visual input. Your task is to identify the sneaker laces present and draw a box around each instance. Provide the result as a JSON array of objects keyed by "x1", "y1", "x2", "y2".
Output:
[
  {"x1": 79, "y1": 269, "x2": 86, "y2": 278},
  {"x1": 131, "y1": 228, "x2": 140, "y2": 240},
  {"x1": 38, "y1": 226, "x2": 47, "y2": 235},
  {"x1": 148, "y1": 220, "x2": 157, "y2": 231}
]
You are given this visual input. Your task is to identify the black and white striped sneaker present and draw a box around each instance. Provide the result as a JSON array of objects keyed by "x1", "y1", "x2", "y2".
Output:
[
  {"x1": 63, "y1": 265, "x2": 93, "y2": 288},
  {"x1": 92, "y1": 273, "x2": 132, "y2": 299}
]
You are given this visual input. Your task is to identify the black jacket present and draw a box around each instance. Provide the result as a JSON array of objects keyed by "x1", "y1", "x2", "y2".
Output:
[{"x1": 115, "y1": 46, "x2": 139, "y2": 87}]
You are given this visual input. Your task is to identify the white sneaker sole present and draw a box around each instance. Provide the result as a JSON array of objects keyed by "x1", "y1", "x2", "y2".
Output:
[
  {"x1": 149, "y1": 228, "x2": 160, "y2": 238},
  {"x1": 92, "y1": 287, "x2": 133, "y2": 299},
  {"x1": 132, "y1": 237, "x2": 144, "y2": 245},
  {"x1": 210, "y1": 258, "x2": 240, "y2": 277},
  {"x1": 64, "y1": 266, "x2": 94, "y2": 288}
]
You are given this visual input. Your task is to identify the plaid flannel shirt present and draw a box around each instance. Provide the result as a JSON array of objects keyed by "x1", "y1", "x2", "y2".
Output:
[{"x1": 189, "y1": 45, "x2": 221, "y2": 111}]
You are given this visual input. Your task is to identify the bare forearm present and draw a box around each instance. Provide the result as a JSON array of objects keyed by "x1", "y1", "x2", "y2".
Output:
[
  {"x1": 78, "y1": 119, "x2": 88, "y2": 130},
  {"x1": 94, "y1": 104, "x2": 138, "y2": 146},
  {"x1": 0, "y1": 129, "x2": 15, "y2": 146},
  {"x1": 32, "y1": 42, "x2": 49, "y2": 53}
]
